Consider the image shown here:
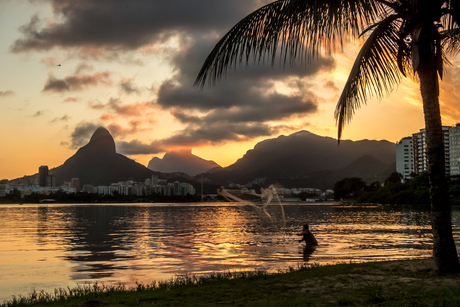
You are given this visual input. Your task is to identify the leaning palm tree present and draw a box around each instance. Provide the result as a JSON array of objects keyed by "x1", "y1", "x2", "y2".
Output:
[{"x1": 195, "y1": 0, "x2": 460, "y2": 273}]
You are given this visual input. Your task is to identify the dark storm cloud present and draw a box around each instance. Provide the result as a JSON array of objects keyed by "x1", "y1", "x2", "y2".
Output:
[
  {"x1": 112, "y1": 120, "x2": 288, "y2": 155},
  {"x1": 147, "y1": 19, "x2": 336, "y2": 146},
  {"x1": 114, "y1": 123, "x2": 280, "y2": 155},
  {"x1": 22, "y1": 0, "x2": 340, "y2": 153},
  {"x1": 157, "y1": 37, "x2": 334, "y2": 108},
  {"x1": 161, "y1": 122, "x2": 282, "y2": 147},
  {"x1": 42, "y1": 71, "x2": 111, "y2": 92},
  {"x1": 70, "y1": 121, "x2": 100, "y2": 149},
  {"x1": 154, "y1": 37, "x2": 334, "y2": 146},
  {"x1": 170, "y1": 110, "x2": 202, "y2": 124},
  {"x1": 171, "y1": 94, "x2": 317, "y2": 125},
  {"x1": 117, "y1": 139, "x2": 164, "y2": 155},
  {"x1": 11, "y1": 0, "x2": 263, "y2": 52}
]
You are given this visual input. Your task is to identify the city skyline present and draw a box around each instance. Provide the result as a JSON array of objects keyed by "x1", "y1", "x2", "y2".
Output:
[{"x1": 2, "y1": 0, "x2": 460, "y2": 180}]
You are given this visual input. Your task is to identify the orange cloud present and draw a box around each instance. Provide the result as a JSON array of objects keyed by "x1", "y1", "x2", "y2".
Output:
[
  {"x1": 100, "y1": 114, "x2": 115, "y2": 121},
  {"x1": 107, "y1": 120, "x2": 149, "y2": 137},
  {"x1": 88, "y1": 100, "x2": 106, "y2": 110},
  {"x1": 115, "y1": 102, "x2": 155, "y2": 117},
  {"x1": 63, "y1": 97, "x2": 78, "y2": 103},
  {"x1": 89, "y1": 97, "x2": 156, "y2": 118},
  {"x1": 79, "y1": 46, "x2": 106, "y2": 59},
  {"x1": 40, "y1": 56, "x2": 58, "y2": 66}
]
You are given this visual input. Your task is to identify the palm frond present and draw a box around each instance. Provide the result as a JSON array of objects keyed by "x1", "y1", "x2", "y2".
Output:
[
  {"x1": 441, "y1": 28, "x2": 460, "y2": 56},
  {"x1": 195, "y1": 0, "x2": 386, "y2": 88},
  {"x1": 396, "y1": 36, "x2": 412, "y2": 78},
  {"x1": 334, "y1": 14, "x2": 402, "y2": 141},
  {"x1": 442, "y1": 0, "x2": 460, "y2": 31}
]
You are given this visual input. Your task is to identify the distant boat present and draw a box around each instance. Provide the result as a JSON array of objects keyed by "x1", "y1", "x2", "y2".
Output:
[{"x1": 305, "y1": 198, "x2": 317, "y2": 203}]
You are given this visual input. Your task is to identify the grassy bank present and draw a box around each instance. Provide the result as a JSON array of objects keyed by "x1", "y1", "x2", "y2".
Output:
[{"x1": 3, "y1": 259, "x2": 460, "y2": 307}]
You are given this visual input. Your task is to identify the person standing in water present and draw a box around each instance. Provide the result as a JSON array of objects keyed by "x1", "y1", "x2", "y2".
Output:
[{"x1": 298, "y1": 224, "x2": 318, "y2": 246}]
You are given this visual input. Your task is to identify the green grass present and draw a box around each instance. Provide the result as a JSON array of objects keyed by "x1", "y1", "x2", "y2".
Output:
[{"x1": 3, "y1": 259, "x2": 460, "y2": 307}]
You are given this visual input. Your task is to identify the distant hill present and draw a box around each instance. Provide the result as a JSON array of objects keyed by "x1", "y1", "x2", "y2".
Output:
[
  {"x1": 10, "y1": 129, "x2": 396, "y2": 192},
  {"x1": 202, "y1": 131, "x2": 396, "y2": 190},
  {"x1": 49, "y1": 127, "x2": 159, "y2": 186},
  {"x1": 148, "y1": 150, "x2": 221, "y2": 176}
]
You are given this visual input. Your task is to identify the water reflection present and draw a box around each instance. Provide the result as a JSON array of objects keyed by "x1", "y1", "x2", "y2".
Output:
[
  {"x1": 62, "y1": 206, "x2": 134, "y2": 280},
  {"x1": 1, "y1": 202, "x2": 460, "y2": 302}
]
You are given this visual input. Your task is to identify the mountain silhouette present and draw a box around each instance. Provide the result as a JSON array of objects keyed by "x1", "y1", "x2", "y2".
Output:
[
  {"x1": 51, "y1": 127, "x2": 157, "y2": 186},
  {"x1": 304, "y1": 155, "x2": 396, "y2": 190},
  {"x1": 148, "y1": 149, "x2": 221, "y2": 176},
  {"x1": 203, "y1": 130, "x2": 396, "y2": 190},
  {"x1": 10, "y1": 128, "x2": 396, "y2": 192}
]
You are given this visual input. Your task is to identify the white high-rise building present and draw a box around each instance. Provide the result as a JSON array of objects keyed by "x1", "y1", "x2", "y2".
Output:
[
  {"x1": 450, "y1": 124, "x2": 460, "y2": 177},
  {"x1": 180, "y1": 182, "x2": 196, "y2": 196},
  {"x1": 396, "y1": 137, "x2": 414, "y2": 180},
  {"x1": 397, "y1": 126, "x2": 453, "y2": 179},
  {"x1": 412, "y1": 126, "x2": 450, "y2": 176}
]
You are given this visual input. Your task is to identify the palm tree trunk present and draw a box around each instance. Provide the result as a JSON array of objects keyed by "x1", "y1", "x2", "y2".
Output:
[{"x1": 418, "y1": 57, "x2": 459, "y2": 274}]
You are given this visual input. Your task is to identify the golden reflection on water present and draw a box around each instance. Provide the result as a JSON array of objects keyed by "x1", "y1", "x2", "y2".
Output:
[{"x1": 0, "y1": 203, "x2": 459, "y2": 302}]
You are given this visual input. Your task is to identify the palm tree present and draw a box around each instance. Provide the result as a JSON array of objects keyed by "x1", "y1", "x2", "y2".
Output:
[{"x1": 195, "y1": 0, "x2": 460, "y2": 273}]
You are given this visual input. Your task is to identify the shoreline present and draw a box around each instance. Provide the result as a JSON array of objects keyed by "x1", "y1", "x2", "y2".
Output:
[{"x1": 3, "y1": 258, "x2": 460, "y2": 307}]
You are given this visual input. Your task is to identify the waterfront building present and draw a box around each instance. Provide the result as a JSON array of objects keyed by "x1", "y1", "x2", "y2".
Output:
[
  {"x1": 396, "y1": 137, "x2": 414, "y2": 180},
  {"x1": 412, "y1": 126, "x2": 450, "y2": 176},
  {"x1": 180, "y1": 182, "x2": 195, "y2": 196},
  {"x1": 397, "y1": 125, "x2": 453, "y2": 178},
  {"x1": 47, "y1": 175, "x2": 56, "y2": 188},
  {"x1": 450, "y1": 124, "x2": 460, "y2": 177},
  {"x1": 71, "y1": 178, "x2": 80, "y2": 192},
  {"x1": 173, "y1": 181, "x2": 181, "y2": 196},
  {"x1": 39, "y1": 166, "x2": 49, "y2": 187},
  {"x1": 97, "y1": 186, "x2": 108, "y2": 195},
  {"x1": 0, "y1": 179, "x2": 8, "y2": 197},
  {"x1": 82, "y1": 184, "x2": 96, "y2": 193},
  {"x1": 1, "y1": 173, "x2": 195, "y2": 199}
]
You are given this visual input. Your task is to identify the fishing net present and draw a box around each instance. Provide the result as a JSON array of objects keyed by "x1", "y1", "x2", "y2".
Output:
[{"x1": 218, "y1": 184, "x2": 286, "y2": 227}]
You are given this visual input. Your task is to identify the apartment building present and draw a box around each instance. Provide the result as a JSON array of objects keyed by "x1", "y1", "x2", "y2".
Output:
[
  {"x1": 397, "y1": 125, "x2": 453, "y2": 179},
  {"x1": 396, "y1": 137, "x2": 414, "y2": 180}
]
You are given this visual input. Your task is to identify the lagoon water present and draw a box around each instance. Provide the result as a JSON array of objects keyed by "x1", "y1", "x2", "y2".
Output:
[{"x1": 1, "y1": 202, "x2": 460, "y2": 302}]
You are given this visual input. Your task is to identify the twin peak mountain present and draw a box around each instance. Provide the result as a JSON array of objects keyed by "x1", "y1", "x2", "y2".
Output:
[
  {"x1": 45, "y1": 127, "x2": 395, "y2": 190},
  {"x1": 49, "y1": 127, "x2": 219, "y2": 186}
]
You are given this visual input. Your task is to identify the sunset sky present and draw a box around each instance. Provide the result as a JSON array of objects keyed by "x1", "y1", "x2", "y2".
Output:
[{"x1": 2, "y1": 0, "x2": 460, "y2": 181}]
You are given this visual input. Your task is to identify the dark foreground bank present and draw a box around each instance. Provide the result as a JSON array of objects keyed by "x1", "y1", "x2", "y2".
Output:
[{"x1": 2, "y1": 259, "x2": 460, "y2": 307}]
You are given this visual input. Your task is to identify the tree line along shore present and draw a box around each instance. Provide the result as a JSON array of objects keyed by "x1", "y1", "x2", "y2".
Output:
[{"x1": 334, "y1": 171, "x2": 460, "y2": 207}]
